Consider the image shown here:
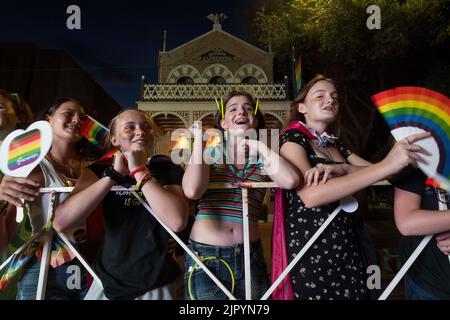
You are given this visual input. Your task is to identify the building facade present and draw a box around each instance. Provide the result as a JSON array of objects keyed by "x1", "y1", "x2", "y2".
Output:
[{"x1": 137, "y1": 14, "x2": 290, "y2": 155}]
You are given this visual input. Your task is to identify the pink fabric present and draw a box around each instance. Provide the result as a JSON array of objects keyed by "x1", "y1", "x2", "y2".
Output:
[
  {"x1": 271, "y1": 187, "x2": 293, "y2": 299},
  {"x1": 270, "y1": 121, "x2": 314, "y2": 300}
]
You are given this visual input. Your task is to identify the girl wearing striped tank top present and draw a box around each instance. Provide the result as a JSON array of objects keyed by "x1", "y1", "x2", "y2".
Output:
[{"x1": 182, "y1": 91, "x2": 299, "y2": 300}]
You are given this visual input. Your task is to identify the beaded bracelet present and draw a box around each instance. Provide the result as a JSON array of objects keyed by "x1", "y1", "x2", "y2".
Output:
[{"x1": 130, "y1": 165, "x2": 147, "y2": 179}]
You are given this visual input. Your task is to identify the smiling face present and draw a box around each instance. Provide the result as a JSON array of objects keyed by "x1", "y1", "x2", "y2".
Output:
[
  {"x1": 110, "y1": 110, "x2": 154, "y2": 153},
  {"x1": 0, "y1": 94, "x2": 18, "y2": 139},
  {"x1": 298, "y1": 80, "x2": 339, "y2": 125},
  {"x1": 220, "y1": 95, "x2": 258, "y2": 135},
  {"x1": 47, "y1": 101, "x2": 86, "y2": 143}
]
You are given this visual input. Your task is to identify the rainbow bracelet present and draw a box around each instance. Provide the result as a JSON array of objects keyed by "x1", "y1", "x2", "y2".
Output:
[
  {"x1": 135, "y1": 171, "x2": 153, "y2": 190},
  {"x1": 130, "y1": 165, "x2": 147, "y2": 179}
]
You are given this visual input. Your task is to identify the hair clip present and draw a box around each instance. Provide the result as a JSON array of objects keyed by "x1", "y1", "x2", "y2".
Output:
[
  {"x1": 215, "y1": 97, "x2": 224, "y2": 119},
  {"x1": 254, "y1": 99, "x2": 259, "y2": 115},
  {"x1": 9, "y1": 93, "x2": 21, "y2": 102}
]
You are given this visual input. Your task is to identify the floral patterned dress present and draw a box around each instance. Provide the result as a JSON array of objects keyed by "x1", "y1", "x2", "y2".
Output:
[{"x1": 280, "y1": 130, "x2": 368, "y2": 300}]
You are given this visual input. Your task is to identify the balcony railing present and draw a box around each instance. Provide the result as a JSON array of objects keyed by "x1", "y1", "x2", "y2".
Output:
[{"x1": 141, "y1": 83, "x2": 287, "y2": 101}]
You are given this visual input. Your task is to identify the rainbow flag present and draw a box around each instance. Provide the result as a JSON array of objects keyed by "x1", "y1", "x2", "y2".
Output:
[
  {"x1": 372, "y1": 86, "x2": 450, "y2": 189},
  {"x1": 7, "y1": 129, "x2": 41, "y2": 170},
  {"x1": 294, "y1": 55, "x2": 302, "y2": 94},
  {"x1": 0, "y1": 240, "x2": 39, "y2": 290},
  {"x1": 80, "y1": 115, "x2": 108, "y2": 149},
  {"x1": 0, "y1": 234, "x2": 74, "y2": 290}
]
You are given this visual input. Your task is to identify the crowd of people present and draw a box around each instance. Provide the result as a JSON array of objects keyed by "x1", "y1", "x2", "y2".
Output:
[{"x1": 0, "y1": 77, "x2": 449, "y2": 300}]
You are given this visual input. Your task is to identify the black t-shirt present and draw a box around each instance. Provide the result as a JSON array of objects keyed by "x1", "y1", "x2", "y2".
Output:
[
  {"x1": 89, "y1": 155, "x2": 184, "y2": 300},
  {"x1": 393, "y1": 167, "x2": 450, "y2": 298}
]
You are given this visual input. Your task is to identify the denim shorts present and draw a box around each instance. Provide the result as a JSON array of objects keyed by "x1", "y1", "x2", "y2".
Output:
[
  {"x1": 184, "y1": 239, "x2": 270, "y2": 300},
  {"x1": 16, "y1": 256, "x2": 87, "y2": 300},
  {"x1": 404, "y1": 276, "x2": 440, "y2": 300}
]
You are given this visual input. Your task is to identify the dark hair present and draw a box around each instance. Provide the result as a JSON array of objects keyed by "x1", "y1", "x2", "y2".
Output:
[
  {"x1": 0, "y1": 89, "x2": 34, "y2": 129},
  {"x1": 39, "y1": 97, "x2": 85, "y2": 119},
  {"x1": 213, "y1": 90, "x2": 265, "y2": 132},
  {"x1": 42, "y1": 97, "x2": 101, "y2": 161},
  {"x1": 287, "y1": 74, "x2": 340, "y2": 134}
]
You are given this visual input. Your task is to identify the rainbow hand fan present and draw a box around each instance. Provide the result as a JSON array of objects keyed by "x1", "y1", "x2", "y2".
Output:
[{"x1": 372, "y1": 86, "x2": 450, "y2": 190}]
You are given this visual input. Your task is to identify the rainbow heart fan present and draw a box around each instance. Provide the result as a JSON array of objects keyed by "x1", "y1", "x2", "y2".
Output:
[{"x1": 371, "y1": 86, "x2": 450, "y2": 190}]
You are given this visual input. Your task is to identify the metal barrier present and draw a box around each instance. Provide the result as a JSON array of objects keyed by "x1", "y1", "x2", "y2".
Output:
[{"x1": 0, "y1": 181, "x2": 431, "y2": 300}]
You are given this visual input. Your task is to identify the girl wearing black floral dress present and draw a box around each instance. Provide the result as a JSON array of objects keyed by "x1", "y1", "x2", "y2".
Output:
[{"x1": 273, "y1": 75, "x2": 431, "y2": 300}]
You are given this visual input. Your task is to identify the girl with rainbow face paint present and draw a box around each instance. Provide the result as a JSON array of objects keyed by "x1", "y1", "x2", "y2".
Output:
[
  {"x1": 53, "y1": 109, "x2": 189, "y2": 300},
  {"x1": 272, "y1": 74, "x2": 431, "y2": 300},
  {"x1": 182, "y1": 90, "x2": 300, "y2": 300},
  {"x1": 107, "y1": 109, "x2": 155, "y2": 175}
]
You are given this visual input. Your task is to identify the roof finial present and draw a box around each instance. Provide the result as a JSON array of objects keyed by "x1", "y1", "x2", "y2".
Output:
[
  {"x1": 163, "y1": 30, "x2": 167, "y2": 52},
  {"x1": 207, "y1": 13, "x2": 227, "y2": 31}
]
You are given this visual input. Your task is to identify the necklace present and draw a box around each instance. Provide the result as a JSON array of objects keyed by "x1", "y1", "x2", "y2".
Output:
[
  {"x1": 45, "y1": 153, "x2": 80, "y2": 187},
  {"x1": 226, "y1": 162, "x2": 258, "y2": 184},
  {"x1": 316, "y1": 143, "x2": 336, "y2": 162}
]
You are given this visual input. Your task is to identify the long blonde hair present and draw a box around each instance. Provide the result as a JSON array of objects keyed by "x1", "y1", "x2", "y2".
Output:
[{"x1": 106, "y1": 109, "x2": 156, "y2": 150}]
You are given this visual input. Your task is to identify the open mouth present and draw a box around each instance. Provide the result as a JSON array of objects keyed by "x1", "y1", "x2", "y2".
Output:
[
  {"x1": 132, "y1": 139, "x2": 148, "y2": 145},
  {"x1": 234, "y1": 118, "x2": 248, "y2": 125},
  {"x1": 322, "y1": 106, "x2": 335, "y2": 112},
  {"x1": 65, "y1": 124, "x2": 80, "y2": 132}
]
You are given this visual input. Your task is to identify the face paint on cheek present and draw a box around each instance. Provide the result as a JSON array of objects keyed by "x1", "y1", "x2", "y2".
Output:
[
  {"x1": 310, "y1": 97, "x2": 324, "y2": 105},
  {"x1": 120, "y1": 134, "x2": 132, "y2": 141}
]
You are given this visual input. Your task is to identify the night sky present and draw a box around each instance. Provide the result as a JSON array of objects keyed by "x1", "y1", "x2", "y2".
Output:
[{"x1": 1, "y1": 0, "x2": 263, "y2": 108}]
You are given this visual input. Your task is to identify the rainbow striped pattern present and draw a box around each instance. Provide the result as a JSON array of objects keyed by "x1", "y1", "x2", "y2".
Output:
[
  {"x1": 0, "y1": 235, "x2": 74, "y2": 290},
  {"x1": 0, "y1": 240, "x2": 39, "y2": 290},
  {"x1": 80, "y1": 115, "x2": 108, "y2": 148},
  {"x1": 197, "y1": 162, "x2": 268, "y2": 224},
  {"x1": 372, "y1": 86, "x2": 450, "y2": 186},
  {"x1": 7, "y1": 129, "x2": 41, "y2": 171}
]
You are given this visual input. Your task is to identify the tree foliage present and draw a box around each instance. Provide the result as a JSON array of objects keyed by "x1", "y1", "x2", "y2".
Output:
[{"x1": 253, "y1": 0, "x2": 450, "y2": 157}]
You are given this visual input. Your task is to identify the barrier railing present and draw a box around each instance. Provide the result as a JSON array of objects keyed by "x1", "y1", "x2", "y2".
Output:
[
  {"x1": 141, "y1": 83, "x2": 287, "y2": 101},
  {"x1": 0, "y1": 181, "x2": 430, "y2": 300}
]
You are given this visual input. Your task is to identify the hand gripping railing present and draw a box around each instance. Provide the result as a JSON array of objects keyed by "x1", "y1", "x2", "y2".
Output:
[{"x1": 1, "y1": 181, "x2": 434, "y2": 300}]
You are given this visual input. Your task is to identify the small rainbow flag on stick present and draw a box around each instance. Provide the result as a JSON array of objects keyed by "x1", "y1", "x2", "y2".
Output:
[
  {"x1": 80, "y1": 115, "x2": 108, "y2": 148},
  {"x1": 0, "y1": 234, "x2": 75, "y2": 290},
  {"x1": 372, "y1": 86, "x2": 450, "y2": 189},
  {"x1": 8, "y1": 129, "x2": 41, "y2": 170}
]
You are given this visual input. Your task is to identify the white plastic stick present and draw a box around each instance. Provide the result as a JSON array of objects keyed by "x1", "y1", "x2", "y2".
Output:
[
  {"x1": 242, "y1": 188, "x2": 251, "y2": 300},
  {"x1": 35, "y1": 191, "x2": 57, "y2": 300},
  {"x1": 57, "y1": 232, "x2": 103, "y2": 288},
  {"x1": 130, "y1": 190, "x2": 236, "y2": 300},
  {"x1": 261, "y1": 205, "x2": 342, "y2": 300},
  {"x1": 35, "y1": 229, "x2": 53, "y2": 300},
  {"x1": 378, "y1": 235, "x2": 432, "y2": 300},
  {"x1": 0, "y1": 232, "x2": 42, "y2": 272}
]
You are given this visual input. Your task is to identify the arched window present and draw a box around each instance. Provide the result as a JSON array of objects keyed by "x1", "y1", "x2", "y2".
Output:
[
  {"x1": 208, "y1": 76, "x2": 226, "y2": 84},
  {"x1": 177, "y1": 76, "x2": 194, "y2": 84},
  {"x1": 241, "y1": 76, "x2": 258, "y2": 84}
]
